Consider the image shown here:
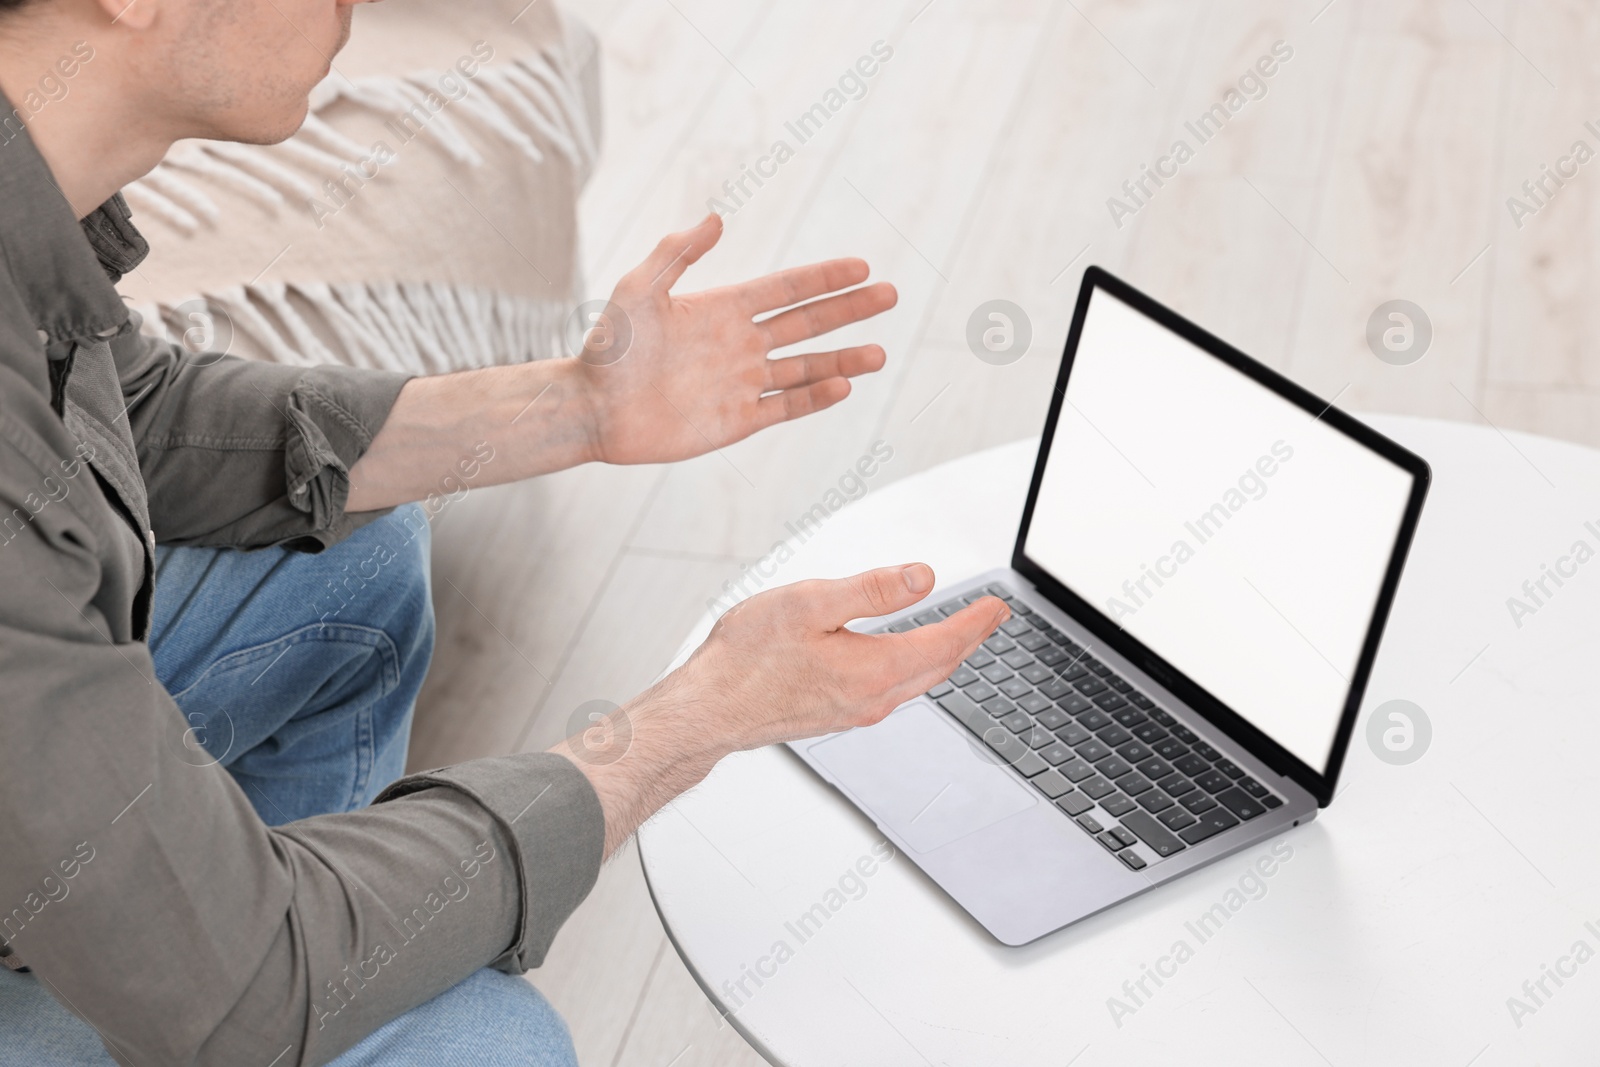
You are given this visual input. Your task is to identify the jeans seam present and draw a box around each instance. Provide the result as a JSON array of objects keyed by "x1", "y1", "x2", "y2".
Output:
[{"x1": 166, "y1": 622, "x2": 401, "y2": 703}]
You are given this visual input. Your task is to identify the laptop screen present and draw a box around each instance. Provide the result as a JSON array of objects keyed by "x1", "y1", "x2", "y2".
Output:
[{"x1": 1021, "y1": 285, "x2": 1416, "y2": 776}]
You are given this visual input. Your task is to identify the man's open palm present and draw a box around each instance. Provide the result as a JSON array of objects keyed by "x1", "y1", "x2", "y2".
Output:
[{"x1": 577, "y1": 213, "x2": 898, "y2": 465}]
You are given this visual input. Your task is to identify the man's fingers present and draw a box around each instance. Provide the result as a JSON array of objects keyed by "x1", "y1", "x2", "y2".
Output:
[
  {"x1": 636, "y1": 214, "x2": 723, "y2": 292},
  {"x1": 763, "y1": 345, "x2": 886, "y2": 392},
  {"x1": 737, "y1": 258, "x2": 871, "y2": 313},
  {"x1": 882, "y1": 597, "x2": 1010, "y2": 701},
  {"x1": 795, "y1": 564, "x2": 939, "y2": 631},
  {"x1": 753, "y1": 378, "x2": 852, "y2": 431},
  {"x1": 758, "y1": 282, "x2": 898, "y2": 350}
]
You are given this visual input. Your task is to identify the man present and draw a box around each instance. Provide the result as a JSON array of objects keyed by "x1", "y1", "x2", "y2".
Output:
[{"x1": 0, "y1": 0, "x2": 1010, "y2": 1064}]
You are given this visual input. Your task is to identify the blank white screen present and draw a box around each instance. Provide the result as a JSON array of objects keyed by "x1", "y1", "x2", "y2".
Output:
[{"x1": 1024, "y1": 288, "x2": 1414, "y2": 773}]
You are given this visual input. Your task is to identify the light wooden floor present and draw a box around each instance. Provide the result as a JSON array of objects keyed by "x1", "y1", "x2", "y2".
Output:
[{"x1": 406, "y1": 1, "x2": 1600, "y2": 1063}]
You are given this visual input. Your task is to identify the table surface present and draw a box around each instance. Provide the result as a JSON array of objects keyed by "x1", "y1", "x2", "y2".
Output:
[{"x1": 637, "y1": 416, "x2": 1600, "y2": 1067}]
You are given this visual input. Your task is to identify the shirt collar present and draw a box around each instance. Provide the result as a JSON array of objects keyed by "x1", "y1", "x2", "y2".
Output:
[{"x1": 0, "y1": 94, "x2": 148, "y2": 345}]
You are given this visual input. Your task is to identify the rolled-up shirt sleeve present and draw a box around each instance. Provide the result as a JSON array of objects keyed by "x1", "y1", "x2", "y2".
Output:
[
  {"x1": 0, "y1": 402, "x2": 604, "y2": 1067},
  {"x1": 113, "y1": 322, "x2": 411, "y2": 550}
]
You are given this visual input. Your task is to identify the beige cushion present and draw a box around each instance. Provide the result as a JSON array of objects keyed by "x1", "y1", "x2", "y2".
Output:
[{"x1": 116, "y1": 0, "x2": 599, "y2": 374}]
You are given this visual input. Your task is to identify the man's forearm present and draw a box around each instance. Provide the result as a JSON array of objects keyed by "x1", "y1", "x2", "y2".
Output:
[
  {"x1": 347, "y1": 359, "x2": 598, "y2": 513},
  {"x1": 548, "y1": 667, "x2": 726, "y2": 858}
]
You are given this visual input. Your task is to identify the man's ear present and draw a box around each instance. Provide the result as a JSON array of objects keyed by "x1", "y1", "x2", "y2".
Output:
[{"x1": 89, "y1": 0, "x2": 160, "y2": 31}]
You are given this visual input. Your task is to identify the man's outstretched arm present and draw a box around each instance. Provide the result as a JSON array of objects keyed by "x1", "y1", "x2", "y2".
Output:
[{"x1": 345, "y1": 213, "x2": 897, "y2": 510}]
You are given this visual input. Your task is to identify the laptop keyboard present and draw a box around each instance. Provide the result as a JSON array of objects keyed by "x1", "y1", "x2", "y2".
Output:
[{"x1": 881, "y1": 583, "x2": 1284, "y2": 872}]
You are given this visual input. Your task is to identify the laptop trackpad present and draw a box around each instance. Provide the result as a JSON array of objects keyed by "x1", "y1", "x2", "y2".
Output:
[{"x1": 809, "y1": 702, "x2": 1036, "y2": 854}]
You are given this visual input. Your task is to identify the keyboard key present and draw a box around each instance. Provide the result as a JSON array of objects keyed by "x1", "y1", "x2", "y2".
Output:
[
  {"x1": 1036, "y1": 709, "x2": 1070, "y2": 731},
  {"x1": 1116, "y1": 773, "x2": 1154, "y2": 797},
  {"x1": 1097, "y1": 757, "x2": 1133, "y2": 780},
  {"x1": 983, "y1": 583, "x2": 1014, "y2": 600},
  {"x1": 1017, "y1": 693, "x2": 1052, "y2": 715},
  {"x1": 1106, "y1": 826, "x2": 1138, "y2": 850},
  {"x1": 1057, "y1": 791, "x2": 1094, "y2": 816},
  {"x1": 1194, "y1": 770, "x2": 1232, "y2": 794},
  {"x1": 1136, "y1": 789, "x2": 1174, "y2": 813},
  {"x1": 1112, "y1": 708, "x2": 1148, "y2": 728},
  {"x1": 1118, "y1": 849, "x2": 1148, "y2": 871},
  {"x1": 937, "y1": 601, "x2": 964, "y2": 617},
  {"x1": 1131, "y1": 722, "x2": 1168, "y2": 744},
  {"x1": 1095, "y1": 724, "x2": 1132, "y2": 747},
  {"x1": 1022, "y1": 664, "x2": 1054, "y2": 684},
  {"x1": 1171, "y1": 724, "x2": 1198, "y2": 743},
  {"x1": 1037, "y1": 677, "x2": 1073, "y2": 700},
  {"x1": 1115, "y1": 741, "x2": 1152, "y2": 764},
  {"x1": 1040, "y1": 743, "x2": 1074, "y2": 766},
  {"x1": 1262, "y1": 794, "x2": 1284, "y2": 809},
  {"x1": 980, "y1": 695, "x2": 1017, "y2": 718},
  {"x1": 999, "y1": 678, "x2": 1032, "y2": 699},
  {"x1": 966, "y1": 650, "x2": 995, "y2": 670},
  {"x1": 1135, "y1": 757, "x2": 1174, "y2": 781},
  {"x1": 1238, "y1": 777, "x2": 1269, "y2": 799},
  {"x1": 1108, "y1": 677, "x2": 1134, "y2": 693},
  {"x1": 983, "y1": 635, "x2": 1016, "y2": 655},
  {"x1": 1152, "y1": 738, "x2": 1190, "y2": 761},
  {"x1": 1096, "y1": 831, "x2": 1123, "y2": 852},
  {"x1": 1056, "y1": 693, "x2": 1093, "y2": 714},
  {"x1": 1055, "y1": 660, "x2": 1089, "y2": 680},
  {"x1": 949, "y1": 666, "x2": 979, "y2": 688},
  {"x1": 1076, "y1": 710, "x2": 1112, "y2": 731},
  {"x1": 1130, "y1": 694, "x2": 1156, "y2": 710},
  {"x1": 1101, "y1": 792, "x2": 1136, "y2": 817},
  {"x1": 1000, "y1": 711, "x2": 1031, "y2": 733},
  {"x1": 1013, "y1": 751, "x2": 1049, "y2": 777},
  {"x1": 1032, "y1": 769, "x2": 1071, "y2": 799},
  {"x1": 1076, "y1": 813, "x2": 1104, "y2": 834},
  {"x1": 1002, "y1": 650, "x2": 1034, "y2": 670},
  {"x1": 965, "y1": 683, "x2": 997, "y2": 703},
  {"x1": 1214, "y1": 787, "x2": 1266, "y2": 821},
  {"x1": 1177, "y1": 808, "x2": 1240, "y2": 844},
  {"x1": 1024, "y1": 727, "x2": 1055, "y2": 750},
  {"x1": 1180, "y1": 791, "x2": 1218, "y2": 814},
  {"x1": 1037, "y1": 646, "x2": 1069, "y2": 666},
  {"x1": 1193, "y1": 741, "x2": 1222, "y2": 761},
  {"x1": 1058, "y1": 758, "x2": 1095, "y2": 783},
  {"x1": 1158, "y1": 807, "x2": 1197, "y2": 831},
  {"x1": 889, "y1": 620, "x2": 915, "y2": 633},
  {"x1": 927, "y1": 680, "x2": 954, "y2": 699},
  {"x1": 1156, "y1": 773, "x2": 1194, "y2": 797},
  {"x1": 1080, "y1": 775, "x2": 1115, "y2": 800},
  {"x1": 1173, "y1": 754, "x2": 1209, "y2": 777},
  {"x1": 1088, "y1": 660, "x2": 1115, "y2": 676},
  {"x1": 935, "y1": 689, "x2": 984, "y2": 722},
  {"x1": 1018, "y1": 632, "x2": 1050, "y2": 652},
  {"x1": 1215, "y1": 758, "x2": 1245, "y2": 779},
  {"x1": 1093, "y1": 692, "x2": 1128, "y2": 711},
  {"x1": 1076, "y1": 677, "x2": 1108, "y2": 696},
  {"x1": 1074, "y1": 739, "x2": 1112, "y2": 763},
  {"x1": 1054, "y1": 721, "x2": 1092, "y2": 746},
  {"x1": 1000, "y1": 618, "x2": 1032, "y2": 637},
  {"x1": 1120, "y1": 810, "x2": 1187, "y2": 858},
  {"x1": 981, "y1": 664, "x2": 1014, "y2": 684},
  {"x1": 913, "y1": 611, "x2": 941, "y2": 626}
]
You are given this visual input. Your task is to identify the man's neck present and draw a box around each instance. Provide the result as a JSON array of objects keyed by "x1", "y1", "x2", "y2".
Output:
[{"x1": 0, "y1": 26, "x2": 173, "y2": 219}]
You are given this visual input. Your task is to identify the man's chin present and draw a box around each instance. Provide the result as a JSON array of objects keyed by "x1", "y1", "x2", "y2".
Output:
[{"x1": 203, "y1": 98, "x2": 314, "y2": 147}]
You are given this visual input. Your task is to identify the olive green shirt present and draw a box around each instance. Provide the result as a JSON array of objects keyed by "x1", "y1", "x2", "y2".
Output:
[{"x1": 0, "y1": 109, "x2": 603, "y2": 1065}]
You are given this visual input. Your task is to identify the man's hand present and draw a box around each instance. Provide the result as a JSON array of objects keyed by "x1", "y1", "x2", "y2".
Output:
[
  {"x1": 549, "y1": 564, "x2": 1010, "y2": 857},
  {"x1": 575, "y1": 213, "x2": 898, "y2": 466},
  {"x1": 347, "y1": 214, "x2": 897, "y2": 511}
]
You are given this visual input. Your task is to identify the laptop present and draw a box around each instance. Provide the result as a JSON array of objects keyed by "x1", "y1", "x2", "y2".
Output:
[{"x1": 789, "y1": 267, "x2": 1431, "y2": 946}]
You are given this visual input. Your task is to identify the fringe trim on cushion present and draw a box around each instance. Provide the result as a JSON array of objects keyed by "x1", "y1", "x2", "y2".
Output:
[
  {"x1": 130, "y1": 281, "x2": 574, "y2": 374},
  {"x1": 125, "y1": 48, "x2": 599, "y2": 234}
]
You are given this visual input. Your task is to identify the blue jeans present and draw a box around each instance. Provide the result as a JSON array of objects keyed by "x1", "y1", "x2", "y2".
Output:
[{"x1": 0, "y1": 506, "x2": 578, "y2": 1067}]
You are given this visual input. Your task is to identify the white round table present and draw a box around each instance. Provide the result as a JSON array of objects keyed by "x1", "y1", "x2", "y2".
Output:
[{"x1": 637, "y1": 416, "x2": 1600, "y2": 1067}]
